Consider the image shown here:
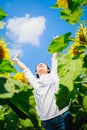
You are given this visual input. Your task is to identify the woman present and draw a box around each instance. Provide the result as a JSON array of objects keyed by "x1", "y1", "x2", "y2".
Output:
[{"x1": 13, "y1": 53, "x2": 72, "y2": 130}]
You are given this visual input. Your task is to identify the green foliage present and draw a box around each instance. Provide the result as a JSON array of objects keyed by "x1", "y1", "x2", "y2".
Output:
[
  {"x1": 0, "y1": 78, "x2": 43, "y2": 129},
  {"x1": 60, "y1": 8, "x2": 83, "y2": 25},
  {"x1": 81, "y1": 0, "x2": 87, "y2": 6},
  {"x1": 0, "y1": 8, "x2": 8, "y2": 20},
  {"x1": 0, "y1": 105, "x2": 19, "y2": 130},
  {"x1": 83, "y1": 54, "x2": 87, "y2": 68},
  {"x1": 55, "y1": 84, "x2": 70, "y2": 110},
  {"x1": 83, "y1": 95, "x2": 87, "y2": 112},
  {"x1": 0, "y1": 8, "x2": 8, "y2": 29},
  {"x1": 51, "y1": 0, "x2": 87, "y2": 25},
  {"x1": 68, "y1": 0, "x2": 83, "y2": 11},
  {"x1": 49, "y1": 1, "x2": 87, "y2": 129},
  {"x1": 49, "y1": 36, "x2": 87, "y2": 129},
  {"x1": 0, "y1": 60, "x2": 16, "y2": 74},
  {"x1": 48, "y1": 32, "x2": 72, "y2": 53},
  {"x1": 58, "y1": 54, "x2": 83, "y2": 91}
]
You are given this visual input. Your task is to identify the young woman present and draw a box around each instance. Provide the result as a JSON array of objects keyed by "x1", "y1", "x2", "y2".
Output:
[{"x1": 13, "y1": 53, "x2": 72, "y2": 130}]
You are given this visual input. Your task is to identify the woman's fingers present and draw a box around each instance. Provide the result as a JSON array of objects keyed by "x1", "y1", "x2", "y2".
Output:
[
  {"x1": 12, "y1": 54, "x2": 19, "y2": 62},
  {"x1": 14, "y1": 54, "x2": 19, "y2": 58}
]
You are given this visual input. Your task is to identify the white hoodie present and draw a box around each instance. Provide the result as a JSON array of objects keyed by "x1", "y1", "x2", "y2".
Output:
[{"x1": 23, "y1": 56, "x2": 68, "y2": 121}]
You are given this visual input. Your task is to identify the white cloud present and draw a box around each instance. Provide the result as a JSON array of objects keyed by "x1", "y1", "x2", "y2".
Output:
[
  {"x1": 6, "y1": 14, "x2": 46, "y2": 45},
  {"x1": 9, "y1": 48, "x2": 23, "y2": 58}
]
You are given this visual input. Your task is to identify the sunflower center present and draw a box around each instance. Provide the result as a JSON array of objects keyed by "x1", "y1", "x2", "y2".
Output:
[{"x1": 0, "y1": 45, "x2": 4, "y2": 59}]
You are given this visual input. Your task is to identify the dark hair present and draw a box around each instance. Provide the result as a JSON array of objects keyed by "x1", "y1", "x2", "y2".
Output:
[{"x1": 35, "y1": 64, "x2": 50, "y2": 78}]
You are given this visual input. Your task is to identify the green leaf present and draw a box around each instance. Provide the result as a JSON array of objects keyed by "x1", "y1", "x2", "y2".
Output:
[
  {"x1": 0, "y1": 77, "x2": 33, "y2": 99},
  {"x1": 77, "y1": 93, "x2": 83, "y2": 106},
  {"x1": 68, "y1": 0, "x2": 74, "y2": 11},
  {"x1": 81, "y1": 0, "x2": 87, "y2": 6},
  {"x1": 0, "y1": 78, "x2": 42, "y2": 128},
  {"x1": 83, "y1": 95, "x2": 87, "y2": 112},
  {"x1": 0, "y1": 106, "x2": 19, "y2": 130},
  {"x1": 19, "y1": 118, "x2": 34, "y2": 128},
  {"x1": 0, "y1": 78, "x2": 14, "y2": 99},
  {"x1": 0, "y1": 93, "x2": 14, "y2": 99},
  {"x1": 75, "y1": 45, "x2": 86, "y2": 50},
  {"x1": 9, "y1": 91, "x2": 34, "y2": 117},
  {"x1": 60, "y1": 8, "x2": 83, "y2": 25},
  {"x1": 0, "y1": 21, "x2": 6, "y2": 29},
  {"x1": 48, "y1": 32, "x2": 72, "y2": 53},
  {"x1": 83, "y1": 54, "x2": 87, "y2": 68},
  {"x1": 68, "y1": 0, "x2": 84, "y2": 12},
  {"x1": 69, "y1": 102, "x2": 82, "y2": 115},
  {"x1": 55, "y1": 84, "x2": 70, "y2": 110},
  {"x1": 0, "y1": 8, "x2": 8, "y2": 20},
  {"x1": 51, "y1": 0, "x2": 84, "y2": 25},
  {"x1": 0, "y1": 60, "x2": 16, "y2": 74},
  {"x1": 58, "y1": 55, "x2": 83, "y2": 91}
]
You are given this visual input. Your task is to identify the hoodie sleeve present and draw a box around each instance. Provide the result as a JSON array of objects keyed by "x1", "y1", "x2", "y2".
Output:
[
  {"x1": 23, "y1": 68, "x2": 37, "y2": 88},
  {"x1": 50, "y1": 56, "x2": 59, "y2": 91}
]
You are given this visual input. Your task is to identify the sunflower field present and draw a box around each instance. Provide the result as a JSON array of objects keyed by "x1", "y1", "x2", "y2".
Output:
[{"x1": 0, "y1": 0, "x2": 87, "y2": 130}]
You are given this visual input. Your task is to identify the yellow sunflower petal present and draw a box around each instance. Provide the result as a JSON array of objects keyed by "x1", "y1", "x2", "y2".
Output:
[
  {"x1": 0, "y1": 39, "x2": 10, "y2": 60},
  {"x1": 76, "y1": 25, "x2": 87, "y2": 44},
  {"x1": 57, "y1": 0, "x2": 68, "y2": 8},
  {"x1": 13, "y1": 72, "x2": 29, "y2": 85}
]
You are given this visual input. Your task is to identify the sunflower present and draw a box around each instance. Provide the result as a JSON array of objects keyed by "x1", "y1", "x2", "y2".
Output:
[
  {"x1": 68, "y1": 43, "x2": 79, "y2": 56},
  {"x1": 0, "y1": 39, "x2": 10, "y2": 60},
  {"x1": 68, "y1": 24, "x2": 87, "y2": 57},
  {"x1": 83, "y1": 27, "x2": 87, "y2": 37},
  {"x1": 68, "y1": 42, "x2": 84, "y2": 57},
  {"x1": 76, "y1": 25, "x2": 87, "y2": 44},
  {"x1": 57, "y1": 0, "x2": 68, "y2": 9},
  {"x1": 13, "y1": 72, "x2": 29, "y2": 85}
]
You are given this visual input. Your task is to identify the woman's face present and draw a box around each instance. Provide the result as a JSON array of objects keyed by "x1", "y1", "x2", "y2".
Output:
[{"x1": 36, "y1": 63, "x2": 49, "y2": 76}]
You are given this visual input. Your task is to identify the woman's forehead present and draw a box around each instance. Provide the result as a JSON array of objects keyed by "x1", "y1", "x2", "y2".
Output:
[{"x1": 37, "y1": 63, "x2": 46, "y2": 66}]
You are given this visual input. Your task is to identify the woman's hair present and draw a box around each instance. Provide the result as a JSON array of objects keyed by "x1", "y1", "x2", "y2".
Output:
[{"x1": 35, "y1": 64, "x2": 50, "y2": 78}]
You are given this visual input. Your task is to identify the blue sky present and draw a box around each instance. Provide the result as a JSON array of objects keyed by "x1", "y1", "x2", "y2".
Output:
[{"x1": 0, "y1": 0, "x2": 87, "y2": 74}]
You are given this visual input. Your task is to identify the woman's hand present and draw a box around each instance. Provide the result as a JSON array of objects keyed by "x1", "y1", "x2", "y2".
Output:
[
  {"x1": 12, "y1": 54, "x2": 19, "y2": 62},
  {"x1": 52, "y1": 36, "x2": 59, "y2": 58},
  {"x1": 53, "y1": 53, "x2": 58, "y2": 59},
  {"x1": 12, "y1": 54, "x2": 27, "y2": 70}
]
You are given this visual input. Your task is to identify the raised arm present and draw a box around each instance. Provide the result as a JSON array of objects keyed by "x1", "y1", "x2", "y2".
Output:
[
  {"x1": 51, "y1": 53, "x2": 59, "y2": 90},
  {"x1": 51, "y1": 53, "x2": 58, "y2": 74},
  {"x1": 12, "y1": 54, "x2": 37, "y2": 87},
  {"x1": 12, "y1": 54, "x2": 27, "y2": 70},
  {"x1": 51, "y1": 53, "x2": 59, "y2": 79}
]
